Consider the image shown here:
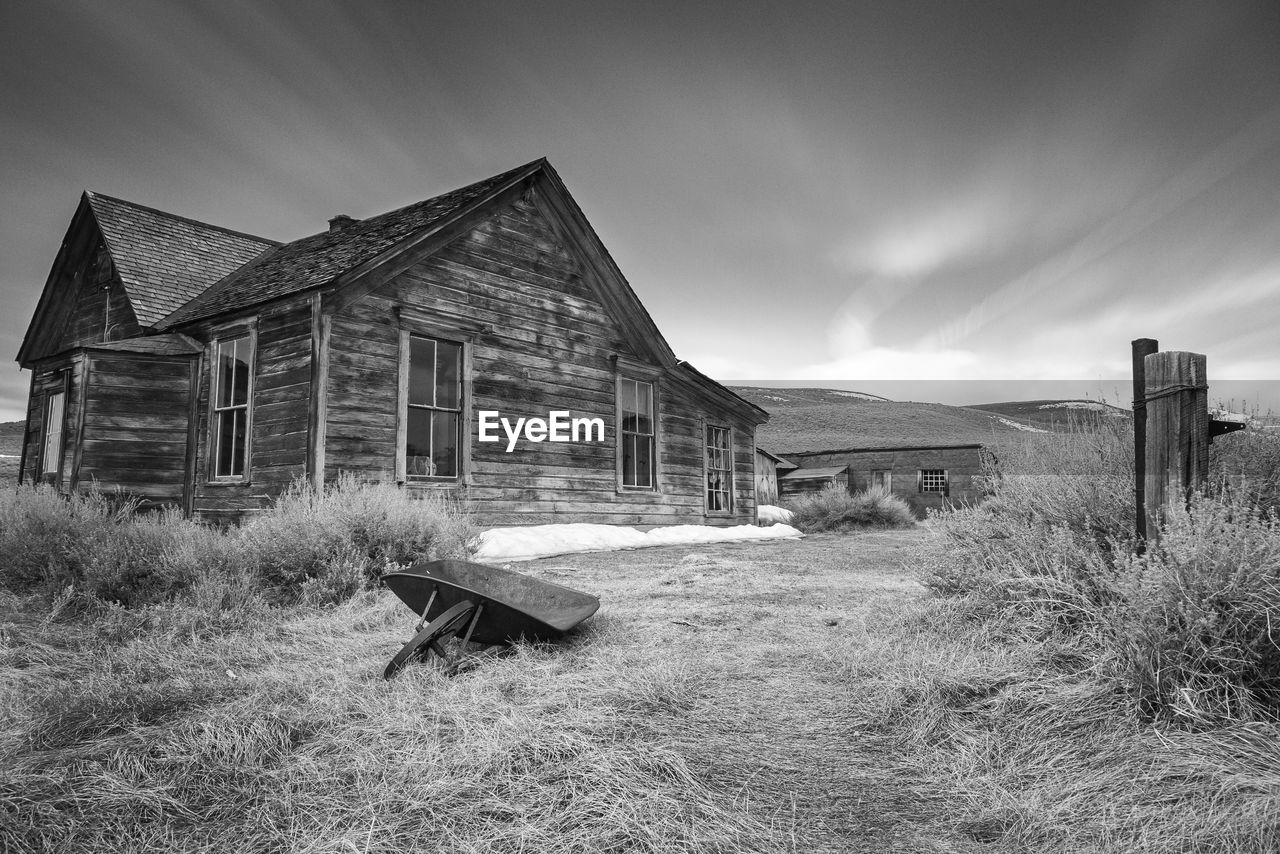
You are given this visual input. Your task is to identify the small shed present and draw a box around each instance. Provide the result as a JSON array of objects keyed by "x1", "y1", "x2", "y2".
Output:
[
  {"x1": 754, "y1": 447, "x2": 796, "y2": 505},
  {"x1": 782, "y1": 443, "x2": 986, "y2": 517},
  {"x1": 778, "y1": 465, "x2": 848, "y2": 499}
]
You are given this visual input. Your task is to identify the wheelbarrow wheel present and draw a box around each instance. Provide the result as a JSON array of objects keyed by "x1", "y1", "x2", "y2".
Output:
[{"x1": 384, "y1": 600, "x2": 476, "y2": 680}]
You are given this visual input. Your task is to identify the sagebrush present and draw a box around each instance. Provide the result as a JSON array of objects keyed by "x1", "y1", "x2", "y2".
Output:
[
  {"x1": 785, "y1": 485, "x2": 917, "y2": 532},
  {"x1": 921, "y1": 420, "x2": 1280, "y2": 726},
  {"x1": 0, "y1": 474, "x2": 474, "y2": 608}
]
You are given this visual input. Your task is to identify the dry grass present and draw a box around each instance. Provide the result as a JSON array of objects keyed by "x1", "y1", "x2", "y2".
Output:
[
  {"x1": 1, "y1": 531, "x2": 966, "y2": 854},
  {"x1": 4, "y1": 518, "x2": 1279, "y2": 852}
]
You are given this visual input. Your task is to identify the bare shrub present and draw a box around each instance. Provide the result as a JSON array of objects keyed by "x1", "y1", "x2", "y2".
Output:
[
  {"x1": 0, "y1": 474, "x2": 475, "y2": 609},
  {"x1": 239, "y1": 473, "x2": 474, "y2": 596},
  {"x1": 924, "y1": 415, "x2": 1280, "y2": 725},
  {"x1": 785, "y1": 485, "x2": 917, "y2": 532},
  {"x1": 0, "y1": 486, "x2": 207, "y2": 606},
  {"x1": 1115, "y1": 493, "x2": 1280, "y2": 724}
]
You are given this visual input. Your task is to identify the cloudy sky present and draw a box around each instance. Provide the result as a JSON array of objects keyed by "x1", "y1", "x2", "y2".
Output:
[{"x1": 2, "y1": 0, "x2": 1278, "y2": 421}]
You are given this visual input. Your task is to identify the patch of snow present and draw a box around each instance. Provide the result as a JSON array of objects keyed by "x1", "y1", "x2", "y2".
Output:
[
  {"x1": 991, "y1": 416, "x2": 1049, "y2": 433},
  {"x1": 473, "y1": 522, "x2": 803, "y2": 562},
  {"x1": 762, "y1": 395, "x2": 789, "y2": 401},
  {"x1": 1039, "y1": 401, "x2": 1122, "y2": 415},
  {"x1": 757, "y1": 504, "x2": 794, "y2": 524}
]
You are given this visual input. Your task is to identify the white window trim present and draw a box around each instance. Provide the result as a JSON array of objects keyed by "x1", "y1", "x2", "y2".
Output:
[
  {"x1": 918, "y1": 469, "x2": 948, "y2": 494},
  {"x1": 207, "y1": 325, "x2": 256, "y2": 484}
]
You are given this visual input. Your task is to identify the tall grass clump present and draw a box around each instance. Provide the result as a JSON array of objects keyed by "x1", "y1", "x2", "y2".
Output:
[
  {"x1": 1116, "y1": 492, "x2": 1280, "y2": 724},
  {"x1": 0, "y1": 486, "x2": 207, "y2": 606},
  {"x1": 239, "y1": 473, "x2": 474, "y2": 598},
  {"x1": 785, "y1": 485, "x2": 916, "y2": 532},
  {"x1": 0, "y1": 475, "x2": 475, "y2": 611},
  {"x1": 921, "y1": 413, "x2": 1280, "y2": 726}
]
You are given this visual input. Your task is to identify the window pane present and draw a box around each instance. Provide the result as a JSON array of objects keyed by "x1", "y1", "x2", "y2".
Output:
[
  {"x1": 406, "y1": 407, "x2": 434, "y2": 477},
  {"x1": 635, "y1": 382, "x2": 653, "y2": 434},
  {"x1": 432, "y1": 411, "x2": 459, "y2": 477},
  {"x1": 409, "y1": 337, "x2": 436, "y2": 408},
  {"x1": 216, "y1": 408, "x2": 246, "y2": 477},
  {"x1": 231, "y1": 340, "x2": 250, "y2": 407},
  {"x1": 43, "y1": 391, "x2": 65, "y2": 474},
  {"x1": 216, "y1": 337, "x2": 251, "y2": 408},
  {"x1": 435, "y1": 342, "x2": 460, "y2": 410},
  {"x1": 217, "y1": 343, "x2": 235, "y2": 408},
  {"x1": 624, "y1": 434, "x2": 652, "y2": 487}
]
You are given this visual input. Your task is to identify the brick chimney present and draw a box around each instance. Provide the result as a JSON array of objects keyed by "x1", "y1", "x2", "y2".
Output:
[{"x1": 329, "y1": 214, "x2": 358, "y2": 232}]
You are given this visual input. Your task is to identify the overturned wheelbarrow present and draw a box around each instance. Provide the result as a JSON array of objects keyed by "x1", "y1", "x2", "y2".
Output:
[{"x1": 381, "y1": 558, "x2": 600, "y2": 679}]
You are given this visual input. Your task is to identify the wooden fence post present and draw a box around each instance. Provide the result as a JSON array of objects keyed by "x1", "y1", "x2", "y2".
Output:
[
  {"x1": 1143, "y1": 350, "x2": 1208, "y2": 541},
  {"x1": 1131, "y1": 338, "x2": 1158, "y2": 548}
]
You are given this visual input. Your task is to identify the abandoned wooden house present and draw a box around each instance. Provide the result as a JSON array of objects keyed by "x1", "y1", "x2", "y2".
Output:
[
  {"x1": 16, "y1": 159, "x2": 768, "y2": 526},
  {"x1": 780, "y1": 443, "x2": 988, "y2": 516}
]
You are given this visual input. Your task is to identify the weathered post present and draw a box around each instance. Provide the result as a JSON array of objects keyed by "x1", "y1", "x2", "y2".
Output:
[
  {"x1": 1143, "y1": 350, "x2": 1209, "y2": 541},
  {"x1": 1131, "y1": 338, "x2": 1158, "y2": 549}
]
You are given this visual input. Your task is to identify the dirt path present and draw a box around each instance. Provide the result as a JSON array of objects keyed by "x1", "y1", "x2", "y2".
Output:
[{"x1": 523, "y1": 529, "x2": 985, "y2": 853}]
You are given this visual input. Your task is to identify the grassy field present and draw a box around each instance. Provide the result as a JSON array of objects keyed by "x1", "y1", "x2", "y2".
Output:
[
  {"x1": 1, "y1": 529, "x2": 982, "y2": 854},
  {"x1": 7, "y1": 521, "x2": 1277, "y2": 853}
]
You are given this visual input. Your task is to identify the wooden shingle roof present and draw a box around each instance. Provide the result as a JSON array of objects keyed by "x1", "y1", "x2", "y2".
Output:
[
  {"x1": 157, "y1": 159, "x2": 544, "y2": 329},
  {"x1": 85, "y1": 193, "x2": 278, "y2": 327}
]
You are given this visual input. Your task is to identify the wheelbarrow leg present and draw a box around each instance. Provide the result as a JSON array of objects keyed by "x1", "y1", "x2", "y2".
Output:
[
  {"x1": 459, "y1": 600, "x2": 485, "y2": 649},
  {"x1": 414, "y1": 585, "x2": 439, "y2": 632}
]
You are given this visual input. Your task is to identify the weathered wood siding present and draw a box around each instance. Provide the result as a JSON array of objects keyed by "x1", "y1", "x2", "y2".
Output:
[
  {"x1": 76, "y1": 352, "x2": 192, "y2": 505},
  {"x1": 324, "y1": 196, "x2": 758, "y2": 526},
  {"x1": 755, "y1": 450, "x2": 780, "y2": 505},
  {"x1": 21, "y1": 357, "x2": 84, "y2": 489},
  {"x1": 58, "y1": 245, "x2": 141, "y2": 351},
  {"x1": 189, "y1": 298, "x2": 314, "y2": 522}
]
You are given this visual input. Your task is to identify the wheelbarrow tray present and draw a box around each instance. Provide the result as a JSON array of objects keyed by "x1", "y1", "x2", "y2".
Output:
[{"x1": 382, "y1": 558, "x2": 600, "y2": 647}]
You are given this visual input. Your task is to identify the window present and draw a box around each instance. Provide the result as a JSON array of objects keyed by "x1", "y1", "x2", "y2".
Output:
[
  {"x1": 870, "y1": 469, "x2": 891, "y2": 491},
  {"x1": 42, "y1": 390, "x2": 65, "y2": 476},
  {"x1": 918, "y1": 469, "x2": 947, "y2": 494},
  {"x1": 406, "y1": 335, "x2": 461, "y2": 480},
  {"x1": 619, "y1": 378, "x2": 654, "y2": 488},
  {"x1": 212, "y1": 335, "x2": 253, "y2": 479},
  {"x1": 705, "y1": 425, "x2": 732, "y2": 511}
]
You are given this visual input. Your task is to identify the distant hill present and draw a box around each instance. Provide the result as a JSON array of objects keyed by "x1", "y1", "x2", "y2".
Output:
[
  {"x1": 731, "y1": 387, "x2": 1059, "y2": 455},
  {"x1": 966, "y1": 399, "x2": 1130, "y2": 431},
  {"x1": 0, "y1": 420, "x2": 21, "y2": 484}
]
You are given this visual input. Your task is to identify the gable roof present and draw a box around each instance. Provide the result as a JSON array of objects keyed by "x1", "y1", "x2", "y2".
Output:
[
  {"x1": 85, "y1": 192, "x2": 278, "y2": 327},
  {"x1": 157, "y1": 160, "x2": 544, "y2": 329}
]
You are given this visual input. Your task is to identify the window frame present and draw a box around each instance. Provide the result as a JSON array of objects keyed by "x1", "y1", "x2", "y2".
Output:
[
  {"x1": 207, "y1": 325, "x2": 257, "y2": 484},
  {"x1": 41, "y1": 386, "x2": 67, "y2": 479},
  {"x1": 703, "y1": 421, "x2": 734, "y2": 514},
  {"x1": 918, "y1": 468, "x2": 948, "y2": 494},
  {"x1": 616, "y1": 375, "x2": 658, "y2": 491},
  {"x1": 870, "y1": 469, "x2": 892, "y2": 491},
  {"x1": 397, "y1": 329, "x2": 467, "y2": 486}
]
